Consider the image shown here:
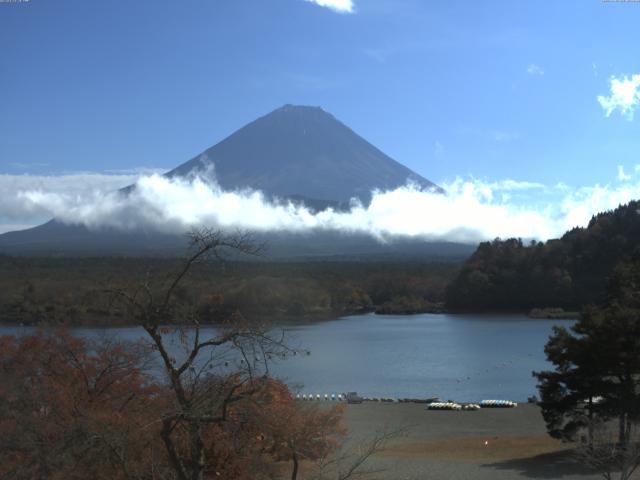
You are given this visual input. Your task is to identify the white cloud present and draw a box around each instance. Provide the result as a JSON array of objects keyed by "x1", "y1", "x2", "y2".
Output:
[
  {"x1": 3, "y1": 169, "x2": 640, "y2": 244},
  {"x1": 304, "y1": 0, "x2": 355, "y2": 13},
  {"x1": 618, "y1": 165, "x2": 632, "y2": 181},
  {"x1": 527, "y1": 64, "x2": 544, "y2": 76},
  {"x1": 598, "y1": 73, "x2": 640, "y2": 120},
  {"x1": 554, "y1": 182, "x2": 571, "y2": 192},
  {"x1": 559, "y1": 182, "x2": 640, "y2": 231},
  {"x1": 0, "y1": 171, "x2": 158, "y2": 221},
  {"x1": 487, "y1": 179, "x2": 546, "y2": 191}
]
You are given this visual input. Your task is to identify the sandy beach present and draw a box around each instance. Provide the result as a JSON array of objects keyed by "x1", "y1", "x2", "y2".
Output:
[{"x1": 341, "y1": 403, "x2": 604, "y2": 480}]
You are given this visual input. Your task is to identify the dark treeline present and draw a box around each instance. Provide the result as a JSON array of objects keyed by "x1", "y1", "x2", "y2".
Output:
[
  {"x1": 446, "y1": 200, "x2": 640, "y2": 312},
  {"x1": 0, "y1": 256, "x2": 458, "y2": 326}
]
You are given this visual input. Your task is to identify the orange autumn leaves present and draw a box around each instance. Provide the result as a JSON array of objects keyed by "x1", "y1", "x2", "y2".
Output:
[{"x1": 0, "y1": 331, "x2": 345, "y2": 479}]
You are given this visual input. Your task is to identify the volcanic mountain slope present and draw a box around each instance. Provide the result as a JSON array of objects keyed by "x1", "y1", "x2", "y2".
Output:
[
  {"x1": 0, "y1": 105, "x2": 467, "y2": 258},
  {"x1": 168, "y1": 104, "x2": 441, "y2": 205}
]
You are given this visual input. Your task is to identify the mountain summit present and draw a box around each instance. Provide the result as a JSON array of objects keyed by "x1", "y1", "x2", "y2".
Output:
[{"x1": 168, "y1": 104, "x2": 439, "y2": 204}]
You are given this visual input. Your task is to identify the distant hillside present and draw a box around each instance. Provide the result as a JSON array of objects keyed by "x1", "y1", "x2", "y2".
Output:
[
  {"x1": 445, "y1": 200, "x2": 640, "y2": 311},
  {"x1": 0, "y1": 222, "x2": 475, "y2": 261}
]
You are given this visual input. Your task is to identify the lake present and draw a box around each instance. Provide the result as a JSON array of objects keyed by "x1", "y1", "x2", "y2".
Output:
[{"x1": 0, "y1": 313, "x2": 571, "y2": 403}]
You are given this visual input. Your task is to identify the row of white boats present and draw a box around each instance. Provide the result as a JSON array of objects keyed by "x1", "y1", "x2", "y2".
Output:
[
  {"x1": 296, "y1": 393, "x2": 346, "y2": 401},
  {"x1": 428, "y1": 400, "x2": 518, "y2": 410},
  {"x1": 295, "y1": 394, "x2": 518, "y2": 409}
]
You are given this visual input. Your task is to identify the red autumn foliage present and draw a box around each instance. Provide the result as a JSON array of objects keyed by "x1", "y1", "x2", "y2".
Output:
[
  {"x1": 0, "y1": 330, "x2": 346, "y2": 480},
  {"x1": 0, "y1": 330, "x2": 164, "y2": 480},
  {"x1": 242, "y1": 379, "x2": 347, "y2": 479}
]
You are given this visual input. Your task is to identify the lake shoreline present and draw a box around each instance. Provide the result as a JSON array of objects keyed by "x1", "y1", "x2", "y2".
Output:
[{"x1": 0, "y1": 303, "x2": 576, "y2": 328}]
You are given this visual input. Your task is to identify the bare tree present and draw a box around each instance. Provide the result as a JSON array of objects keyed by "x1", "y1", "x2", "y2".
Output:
[
  {"x1": 576, "y1": 420, "x2": 640, "y2": 480},
  {"x1": 109, "y1": 228, "x2": 297, "y2": 480},
  {"x1": 310, "y1": 427, "x2": 409, "y2": 480}
]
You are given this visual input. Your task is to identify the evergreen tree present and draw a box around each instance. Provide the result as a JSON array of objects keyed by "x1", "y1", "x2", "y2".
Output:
[{"x1": 534, "y1": 257, "x2": 640, "y2": 446}]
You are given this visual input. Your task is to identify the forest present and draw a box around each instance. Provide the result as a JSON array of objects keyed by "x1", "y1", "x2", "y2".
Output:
[
  {"x1": 0, "y1": 254, "x2": 458, "y2": 326},
  {"x1": 445, "y1": 200, "x2": 640, "y2": 312}
]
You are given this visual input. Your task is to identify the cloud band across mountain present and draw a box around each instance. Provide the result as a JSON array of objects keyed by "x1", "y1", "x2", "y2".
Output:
[{"x1": 3, "y1": 170, "x2": 640, "y2": 243}]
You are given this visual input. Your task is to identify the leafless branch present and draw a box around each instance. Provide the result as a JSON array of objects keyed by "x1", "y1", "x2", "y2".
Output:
[{"x1": 311, "y1": 427, "x2": 410, "y2": 480}]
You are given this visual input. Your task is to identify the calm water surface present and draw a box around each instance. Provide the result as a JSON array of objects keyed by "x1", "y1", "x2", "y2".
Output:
[{"x1": 0, "y1": 313, "x2": 571, "y2": 402}]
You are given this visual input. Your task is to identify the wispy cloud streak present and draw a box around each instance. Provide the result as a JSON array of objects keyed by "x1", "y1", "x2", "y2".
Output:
[
  {"x1": 304, "y1": 0, "x2": 355, "y2": 14},
  {"x1": 527, "y1": 64, "x2": 544, "y2": 76}
]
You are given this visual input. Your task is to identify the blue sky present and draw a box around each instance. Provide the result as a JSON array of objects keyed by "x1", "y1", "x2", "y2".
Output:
[{"x1": 2, "y1": 0, "x2": 640, "y2": 238}]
